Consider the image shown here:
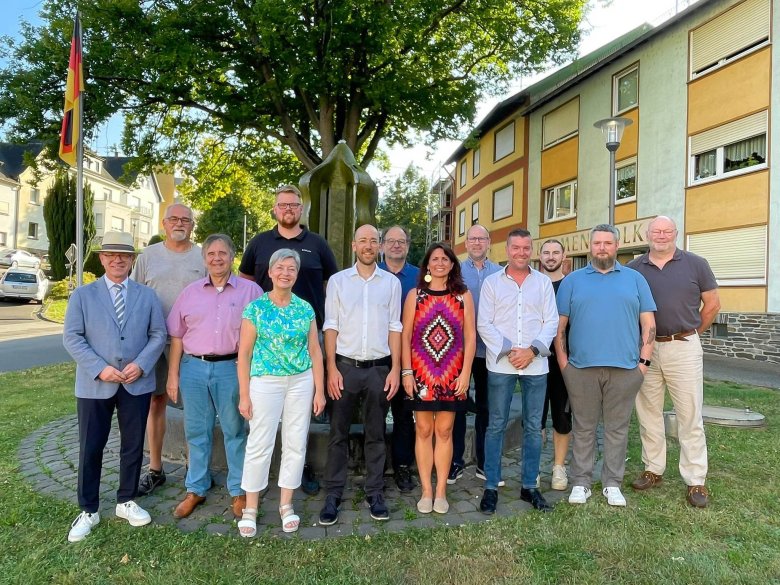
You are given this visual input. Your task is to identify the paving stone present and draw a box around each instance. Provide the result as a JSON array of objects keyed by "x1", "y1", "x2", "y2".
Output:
[
  {"x1": 325, "y1": 524, "x2": 355, "y2": 537},
  {"x1": 453, "y1": 499, "x2": 478, "y2": 513},
  {"x1": 409, "y1": 517, "x2": 437, "y2": 529},
  {"x1": 205, "y1": 523, "x2": 232, "y2": 536},
  {"x1": 382, "y1": 519, "x2": 410, "y2": 533},
  {"x1": 298, "y1": 526, "x2": 327, "y2": 540},
  {"x1": 177, "y1": 517, "x2": 206, "y2": 533}
]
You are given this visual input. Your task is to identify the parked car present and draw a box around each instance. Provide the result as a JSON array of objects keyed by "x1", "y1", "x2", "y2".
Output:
[
  {"x1": 0, "y1": 268, "x2": 49, "y2": 303},
  {"x1": 0, "y1": 248, "x2": 41, "y2": 269}
]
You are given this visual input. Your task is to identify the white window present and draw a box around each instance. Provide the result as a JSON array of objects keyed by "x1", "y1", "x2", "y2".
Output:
[
  {"x1": 0, "y1": 201, "x2": 9, "y2": 215},
  {"x1": 28, "y1": 222, "x2": 39, "y2": 239},
  {"x1": 0, "y1": 231, "x2": 6, "y2": 246},
  {"x1": 687, "y1": 225, "x2": 766, "y2": 285},
  {"x1": 460, "y1": 161, "x2": 467, "y2": 187},
  {"x1": 689, "y1": 111, "x2": 767, "y2": 184},
  {"x1": 544, "y1": 181, "x2": 576, "y2": 222},
  {"x1": 458, "y1": 208, "x2": 466, "y2": 236},
  {"x1": 472, "y1": 147, "x2": 481, "y2": 177},
  {"x1": 471, "y1": 201, "x2": 479, "y2": 225},
  {"x1": 30, "y1": 188, "x2": 40, "y2": 204},
  {"x1": 690, "y1": 0, "x2": 770, "y2": 78},
  {"x1": 613, "y1": 65, "x2": 638, "y2": 115},
  {"x1": 542, "y1": 98, "x2": 579, "y2": 148},
  {"x1": 95, "y1": 161, "x2": 101, "y2": 173},
  {"x1": 616, "y1": 158, "x2": 637, "y2": 203},
  {"x1": 111, "y1": 216, "x2": 124, "y2": 231},
  {"x1": 95, "y1": 213, "x2": 104, "y2": 230},
  {"x1": 494, "y1": 121, "x2": 515, "y2": 161},
  {"x1": 140, "y1": 220, "x2": 150, "y2": 235},
  {"x1": 104, "y1": 189, "x2": 112, "y2": 201},
  {"x1": 131, "y1": 196, "x2": 141, "y2": 209},
  {"x1": 492, "y1": 184, "x2": 513, "y2": 221}
]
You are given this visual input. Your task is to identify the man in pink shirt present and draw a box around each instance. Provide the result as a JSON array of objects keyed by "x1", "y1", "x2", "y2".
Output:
[{"x1": 166, "y1": 234, "x2": 262, "y2": 519}]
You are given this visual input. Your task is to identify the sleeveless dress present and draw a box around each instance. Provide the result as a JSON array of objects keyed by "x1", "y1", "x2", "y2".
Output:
[{"x1": 408, "y1": 288, "x2": 467, "y2": 412}]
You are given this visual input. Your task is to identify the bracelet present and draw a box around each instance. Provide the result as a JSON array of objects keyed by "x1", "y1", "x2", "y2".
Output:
[{"x1": 401, "y1": 369, "x2": 413, "y2": 377}]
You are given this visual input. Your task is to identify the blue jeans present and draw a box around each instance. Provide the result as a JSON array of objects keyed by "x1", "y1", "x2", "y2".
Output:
[
  {"x1": 180, "y1": 355, "x2": 247, "y2": 496},
  {"x1": 484, "y1": 372, "x2": 547, "y2": 490}
]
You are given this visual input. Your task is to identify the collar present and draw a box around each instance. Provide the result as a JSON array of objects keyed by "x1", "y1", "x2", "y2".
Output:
[
  {"x1": 202, "y1": 273, "x2": 239, "y2": 288},
  {"x1": 104, "y1": 275, "x2": 130, "y2": 291},
  {"x1": 500, "y1": 265, "x2": 538, "y2": 281},
  {"x1": 348, "y1": 263, "x2": 381, "y2": 281},
  {"x1": 585, "y1": 261, "x2": 622, "y2": 274},
  {"x1": 465, "y1": 257, "x2": 494, "y2": 270},
  {"x1": 641, "y1": 248, "x2": 682, "y2": 266},
  {"x1": 272, "y1": 225, "x2": 308, "y2": 241},
  {"x1": 379, "y1": 261, "x2": 414, "y2": 275}
]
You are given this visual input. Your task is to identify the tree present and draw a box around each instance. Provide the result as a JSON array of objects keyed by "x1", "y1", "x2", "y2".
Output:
[
  {"x1": 42, "y1": 171, "x2": 96, "y2": 280},
  {"x1": 376, "y1": 164, "x2": 437, "y2": 267},
  {"x1": 0, "y1": 1, "x2": 586, "y2": 173},
  {"x1": 194, "y1": 192, "x2": 270, "y2": 251}
]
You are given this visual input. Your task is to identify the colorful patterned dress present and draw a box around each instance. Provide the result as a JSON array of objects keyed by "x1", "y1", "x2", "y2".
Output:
[{"x1": 408, "y1": 288, "x2": 467, "y2": 412}]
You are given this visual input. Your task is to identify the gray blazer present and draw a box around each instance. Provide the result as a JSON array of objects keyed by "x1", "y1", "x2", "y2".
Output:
[{"x1": 63, "y1": 277, "x2": 167, "y2": 399}]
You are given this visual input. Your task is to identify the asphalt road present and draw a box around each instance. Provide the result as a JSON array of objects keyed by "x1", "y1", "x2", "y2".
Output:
[{"x1": 0, "y1": 300, "x2": 70, "y2": 372}]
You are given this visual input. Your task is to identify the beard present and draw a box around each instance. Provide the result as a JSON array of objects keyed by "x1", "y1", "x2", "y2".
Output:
[
  {"x1": 542, "y1": 260, "x2": 562, "y2": 273},
  {"x1": 168, "y1": 230, "x2": 188, "y2": 242},
  {"x1": 592, "y1": 255, "x2": 616, "y2": 271}
]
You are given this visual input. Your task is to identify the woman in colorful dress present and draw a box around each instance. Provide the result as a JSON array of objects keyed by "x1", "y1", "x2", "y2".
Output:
[
  {"x1": 237, "y1": 249, "x2": 326, "y2": 537},
  {"x1": 401, "y1": 243, "x2": 476, "y2": 514}
]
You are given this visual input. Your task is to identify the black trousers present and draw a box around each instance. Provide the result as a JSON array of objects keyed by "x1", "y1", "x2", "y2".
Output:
[
  {"x1": 452, "y1": 357, "x2": 489, "y2": 469},
  {"x1": 389, "y1": 379, "x2": 415, "y2": 468},
  {"x1": 542, "y1": 355, "x2": 572, "y2": 434},
  {"x1": 323, "y1": 363, "x2": 390, "y2": 498},
  {"x1": 77, "y1": 386, "x2": 152, "y2": 513}
]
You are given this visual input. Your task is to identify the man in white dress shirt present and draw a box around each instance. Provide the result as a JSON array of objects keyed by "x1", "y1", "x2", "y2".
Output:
[{"x1": 319, "y1": 224, "x2": 402, "y2": 525}]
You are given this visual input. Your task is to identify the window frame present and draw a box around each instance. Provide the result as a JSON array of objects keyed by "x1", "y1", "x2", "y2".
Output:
[
  {"x1": 615, "y1": 157, "x2": 637, "y2": 204},
  {"x1": 29, "y1": 188, "x2": 40, "y2": 205},
  {"x1": 28, "y1": 222, "x2": 39, "y2": 239},
  {"x1": 689, "y1": 133, "x2": 767, "y2": 186},
  {"x1": 458, "y1": 208, "x2": 466, "y2": 236},
  {"x1": 459, "y1": 160, "x2": 467, "y2": 187},
  {"x1": 543, "y1": 180, "x2": 577, "y2": 223},
  {"x1": 471, "y1": 200, "x2": 479, "y2": 225},
  {"x1": 492, "y1": 184, "x2": 514, "y2": 222},
  {"x1": 0, "y1": 201, "x2": 9, "y2": 215},
  {"x1": 493, "y1": 121, "x2": 515, "y2": 162},
  {"x1": 612, "y1": 64, "x2": 639, "y2": 115},
  {"x1": 472, "y1": 147, "x2": 481, "y2": 177}
]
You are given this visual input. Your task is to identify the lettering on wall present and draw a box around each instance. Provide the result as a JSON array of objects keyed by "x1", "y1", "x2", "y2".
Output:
[{"x1": 533, "y1": 217, "x2": 651, "y2": 257}]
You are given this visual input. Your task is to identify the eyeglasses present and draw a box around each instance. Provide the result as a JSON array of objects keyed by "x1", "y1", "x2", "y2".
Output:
[
  {"x1": 383, "y1": 239, "x2": 407, "y2": 246},
  {"x1": 101, "y1": 253, "x2": 134, "y2": 260},
  {"x1": 650, "y1": 229, "x2": 675, "y2": 236},
  {"x1": 276, "y1": 203, "x2": 302, "y2": 210},
  {"x1": 165, "y1": 216, "x2": 192, "y2": 225},
  {"x1": 466, "y1": 237, "x2": 489, "y2": 243}
]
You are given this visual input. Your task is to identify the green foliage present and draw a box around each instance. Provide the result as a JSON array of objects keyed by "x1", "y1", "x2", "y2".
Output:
[
  {"x1": 82, "y1": 249, "x2": 105, "y2": 277},
  {"x1": 48, "y1": 272, "x2": 97, "y2": 300},
  {"x1": 376, "y1": 165, "x2": 438, "y2": 266},
  {"x1": 41, "y1": 171, "x2": 96, "y2": 280},
  {"x1": 194, "y1": 192, "x2": 271, "y2": 249},
  {"x1": 147, "y1": 234, "x2": 165, "y2": 246},
  {"x1": 0, "y1": 1, "x2": 586, "y2": 171}
]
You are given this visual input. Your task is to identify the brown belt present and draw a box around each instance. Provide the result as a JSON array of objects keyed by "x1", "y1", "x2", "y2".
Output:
[{"x1": 656, "y1": 330, "x2": 696, "y2": 342}]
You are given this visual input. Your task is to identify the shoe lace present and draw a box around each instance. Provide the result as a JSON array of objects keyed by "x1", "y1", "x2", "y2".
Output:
[
  {"x1": 72, "y1": 511, "x2": 91, "y2": 527},
  {"x1": 123, "y1": 500, "x2": 140, "y2": 513}
]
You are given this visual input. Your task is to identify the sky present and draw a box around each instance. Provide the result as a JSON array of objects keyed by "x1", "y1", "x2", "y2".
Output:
[{"x1": 2, "y1": 0, "x2": 701, "y2": 190}]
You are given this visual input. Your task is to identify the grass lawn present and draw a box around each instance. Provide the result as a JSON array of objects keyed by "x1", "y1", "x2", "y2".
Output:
[
  {"x1": 42, "y1": 298, "x2": 67, "y2": 323},
  {"x1": 1, "y1": 364, "x2": 778, "y2": 584}
]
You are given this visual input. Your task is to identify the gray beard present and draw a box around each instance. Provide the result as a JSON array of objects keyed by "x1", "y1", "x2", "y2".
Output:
[
  {"x1": 168, "y1": 231, "x2": 188, "y2": 242},
  {"x1": 592, "y1": 256, "x2": 616, "y2": 271}
]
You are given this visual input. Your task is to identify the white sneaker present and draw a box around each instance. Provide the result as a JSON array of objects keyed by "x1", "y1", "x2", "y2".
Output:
[
  {"x1": 475, "y1": 468, "x2": 505, "y2": 487},
  {"x1": 551, "y1": 465, "x2": 568, "y2": 490},
  {"x1": 603, "y1": 486, "x2": 627, "y2": 507},
  {"x1": 116, "y1": 500, "x2": 152, "y2": 526},
  {"x1": 568, "y1": 485, "x2": 592, "y2": 504},
  {"x1": 68, "y1": 511, "x2": 100, "y2": 542},
  {"x1": 535, "y1": 474, "x2": 540, "y2": 488}
]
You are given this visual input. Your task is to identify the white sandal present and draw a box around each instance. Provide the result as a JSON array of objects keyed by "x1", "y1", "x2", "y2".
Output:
[
  {"x1": 279, "y1": 504, "x2": 300, "y2": 533},
  {"x1": 238, "y1": 508, "x2": 257, "y2": 538}
]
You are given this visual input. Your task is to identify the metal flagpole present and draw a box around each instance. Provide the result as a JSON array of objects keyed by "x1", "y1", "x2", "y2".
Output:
[{"x1": 75, "y1": 12, "x2": 84, "y2": 287}]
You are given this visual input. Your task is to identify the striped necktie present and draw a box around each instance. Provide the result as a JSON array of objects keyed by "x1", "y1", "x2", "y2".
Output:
[{"x1": 112, "y1": 283, "x2": 125, "y2": 327}]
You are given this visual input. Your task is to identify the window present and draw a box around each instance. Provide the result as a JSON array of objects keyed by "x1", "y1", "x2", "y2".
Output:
[
  {"x1": 95, "y1": 213, "x2": 103, "y2": 230},
  {"x1": 131, "y1": 196, "x2": 141, "y2": 209},
  {"x1": 460, "y1": 161, "x2": 467, "y2": 187},
  {"x1": 442, "y1": 213, "x2": 452, "y2": 241},
  {"x1": 613, "y1": 65, "x2": 638, "y2": 114},
  {"x1": 0, "y1": 231, "x2": 6, "y2": 246},
  {"x1": 616, "y1": 158, "x2": 637, "y2": 203},
  {"x1": 0, "y1": 201, "x2": 8, "y2": 215},
  {"x1": 30, "y1": 188, "x2": 40, "y2": 204},
  {"x1": 111, "y1": 216, "x2": 124, "y2": 231},
  {"x1": 141, "y1": 220, "x2": 150, "y2": 235},
  {"x1": 492, "y1": 184, "x2": 513, "y2": 221},
  {"x1": 472, "y1": 147, "x2": 481, "y2": 177},
  {"x1": 689, "y1": 111, "x2": 767, "y2": 184},
  {"x1": 471, "y1": 201, "x2": 479, "y2": 225},
  {"x1": 544, "y1": 181, "x2": 576, "y2": 222},
  {"x1": 542, "y1": 98, "x2": 579, "y2": 148},
  {"x1": 687, "y1": 225, "x2": 766, "y2": 285},
  {"x1": 104, "y1": 189, "x2": 112, "y2": 201},
  {"x1": 458, "y1": 209, "x2": 466, "y2": 236},
  {"x1": 494, "y1": 121, "x2": 515, "y2": 161},
  {"x1": 28, "y1": 222, "x2": 39, "y2": 239},
  {"x1": 690, "y1": 0, "x2": 770, "y2": 78}
]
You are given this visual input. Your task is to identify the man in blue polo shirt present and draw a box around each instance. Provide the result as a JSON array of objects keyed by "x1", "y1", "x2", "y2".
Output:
[
  {"x1": 378, "y1": 225, "x2": 419, "y2": 493},
  {"x1": 555, "y1": 224, "x2": 656, "y2": 508}
]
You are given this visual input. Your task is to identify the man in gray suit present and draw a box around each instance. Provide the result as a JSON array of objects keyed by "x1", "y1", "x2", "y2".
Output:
[{"x1": 63, "y1": 231, "x2": 167, "y2": 542}]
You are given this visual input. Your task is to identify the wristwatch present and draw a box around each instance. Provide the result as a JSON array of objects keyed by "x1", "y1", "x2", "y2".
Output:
[
  {"x1": 638, "y1": 358, "x2": 651, "y2": 366},
  {"x1": 530, "y1": 345, "x2": 540, "y2": 357}
]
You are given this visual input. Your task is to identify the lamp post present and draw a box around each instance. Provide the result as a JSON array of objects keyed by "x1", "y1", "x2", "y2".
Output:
[{"x1": 594, "y1": 117, "x2": 633, "y2": 226}]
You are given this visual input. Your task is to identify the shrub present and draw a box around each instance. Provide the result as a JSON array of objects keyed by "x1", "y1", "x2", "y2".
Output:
[{"x1": 49, "y1": 272, "x2": 98, "y2": 300}]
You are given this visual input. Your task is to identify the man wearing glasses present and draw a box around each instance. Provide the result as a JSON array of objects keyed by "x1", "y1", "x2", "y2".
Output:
[
  {"x1": 378, "y1": 225, "x2": 419, "y2": 493},
  {"x1": 239, "y1": 184, "x2": 339, "y2": 494},
  {"x1": 132, "y1": 204, "x2": 205, "y2": 496}
]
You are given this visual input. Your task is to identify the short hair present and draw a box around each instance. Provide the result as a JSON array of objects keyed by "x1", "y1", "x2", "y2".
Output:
[
  {"x1": 382, "y1": 225, "x2": 411, "y2": 242},
  {"x1": 202, "y1": 233, "x2": 236, "y2": 258},
  {"x1": 541, "y1": 239, "x2": 564, "y2": 252},
  {"x1": 164, "y1": 203, "x2": 193, "y2": 220},
  {"x1": 589, "y1": 224, "x2": 619, "y2": 242},
  {"x1": 275, "y1": 184, "x2": 302, "y2": 200},
  {"x1": 417, "y1": 242, "x2": 467, "y2": 294},
  {"x1": 506, "y1": 228, "x2": 532, "y2": 242},
  {"x1": 269, "y1": 248, "x2": 301, "y2": 271}
]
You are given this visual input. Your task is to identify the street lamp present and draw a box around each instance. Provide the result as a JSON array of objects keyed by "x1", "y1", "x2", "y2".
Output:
[{"x1": 594, "y1": 117, "x2": 633, "y2": 226}]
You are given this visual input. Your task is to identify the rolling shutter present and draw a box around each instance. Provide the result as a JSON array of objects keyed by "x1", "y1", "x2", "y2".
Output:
[
  {"x1": 689, "y1": 110, "x2": 767, "y2": 155},
  {"x1": 542, "y1": 98, "x2": 579, "y2": 148},
  {"x1": 687, "y1": 225, "x2": 767, "y2": 280}
]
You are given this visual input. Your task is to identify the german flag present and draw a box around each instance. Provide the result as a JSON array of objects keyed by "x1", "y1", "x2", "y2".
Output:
[{"x1": 59, "y1": 14, "x2": 83, "y2": 167}]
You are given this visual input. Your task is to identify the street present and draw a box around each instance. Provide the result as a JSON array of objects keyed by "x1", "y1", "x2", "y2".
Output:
[{"x1": 0, "y1": 300, "x2": 70, "y2": 371}]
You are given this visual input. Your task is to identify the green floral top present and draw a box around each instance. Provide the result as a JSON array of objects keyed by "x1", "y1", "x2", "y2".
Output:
[{"x1": 242, "y1": 293, "x2": 314, "y2": 377}]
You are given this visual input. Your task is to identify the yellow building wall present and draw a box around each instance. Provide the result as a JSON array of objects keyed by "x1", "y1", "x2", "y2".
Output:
[
  {"x1": 687, "y1": 48, "x2": 771, "y2": 134},
  {"x1": 615, "y1": 201, "x2": 637, "y2": 224},
  {"x1": 457, "y1": 115, "x2": 525, "y2": 194},
  {"x1": 540, "y1": 136, "x2": 578, "y2": 188},
  {"x1": 539, "y1": 218, "x2": 577, "y2": 238},
  {"x1": 685, "y1": 170, "x2": 768, "y2": 233},
  {"x1": 616, "y1": 108, "x2": 639, "y2": 160},
  {"x1": 718, "y1": 287, "x2": 766, "y2": 312}
]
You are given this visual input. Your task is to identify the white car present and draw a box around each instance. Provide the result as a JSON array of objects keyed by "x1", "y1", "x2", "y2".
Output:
[
  {"x1": 0, "y1": 268, "x2": 49, "y2": 303},
  {"x1": 0, "y1": 248, "x2": 41, "y2": 269}
]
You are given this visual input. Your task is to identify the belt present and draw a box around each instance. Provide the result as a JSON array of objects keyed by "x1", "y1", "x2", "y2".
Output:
[
  {"x1": 655, "y1": 330, "x2": 696, "y2": 342},
  {"x1": 190, "y1": 353, "x2": 238, "y2": 362},
  {"x1": 335, "y1": 354, "x2": 392, "y2": 369}
]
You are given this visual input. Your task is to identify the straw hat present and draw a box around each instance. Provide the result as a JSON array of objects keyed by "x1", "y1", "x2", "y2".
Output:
[{"x1": 96, "y1": 231, "x2": 138, "y2": 254}]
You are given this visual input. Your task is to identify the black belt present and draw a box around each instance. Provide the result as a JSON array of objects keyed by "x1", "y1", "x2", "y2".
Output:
[
  {"x1": 336, "y1": 354, "x2": 391, "y2": 369},
  {"x1": 190, "y1": 353, "x2": 238, "y2": 362}
]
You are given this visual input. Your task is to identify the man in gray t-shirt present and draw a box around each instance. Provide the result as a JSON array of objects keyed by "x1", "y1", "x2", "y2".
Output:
[
  {"x1": 131, "y1": 204, "x2": 205, "y2": 496},
  {"x1": 628, "y1": 216, "x2": 720, "y2": 508}
]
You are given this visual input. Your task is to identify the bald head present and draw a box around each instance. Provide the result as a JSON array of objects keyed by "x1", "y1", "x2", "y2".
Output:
[
  {"x1": 353, "y1": 224, "x2": 380, "y2": 266},
  {"x1": 647, "y1": 215, "x2": 678, "y2": 256},
  {"x1": 465, "y1": 224, "x2": 490, "y2": 262}
]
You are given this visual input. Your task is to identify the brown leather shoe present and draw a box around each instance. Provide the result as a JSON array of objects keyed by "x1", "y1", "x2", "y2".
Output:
[
  {"x1": 231, "y1": 495, "x2": 246, "y2": 519},
  {"x1": 687, "y1": 485, "x2": 709, "y2": 508},
  {"x1": 173, "y1": 492, "x2": 206, "y2": 518},
  {"x1": 631, "y1": 471, "x2": 663, "y2": 491}
]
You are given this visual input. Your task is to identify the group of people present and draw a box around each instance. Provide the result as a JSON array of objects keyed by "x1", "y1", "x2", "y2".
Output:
[{"x1": 62, "y1": 182, "x2": 719, "y2": 543}]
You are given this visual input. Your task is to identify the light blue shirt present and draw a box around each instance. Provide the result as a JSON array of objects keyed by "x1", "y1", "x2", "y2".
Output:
[
  {"x1": 556, "y1": 262, "x2": 656, "y2": 369},
  {"x1": 103, "y1": 275, "x2": 129, "y2": 306},
  {"x1": 461, "y1": 257, "x2": 501, "y2": 358}
]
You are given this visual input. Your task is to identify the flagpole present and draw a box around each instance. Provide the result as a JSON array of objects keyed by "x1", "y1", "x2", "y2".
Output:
[{"x1": 75, "y1": 12, "x2": 84, "y2": 287}]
